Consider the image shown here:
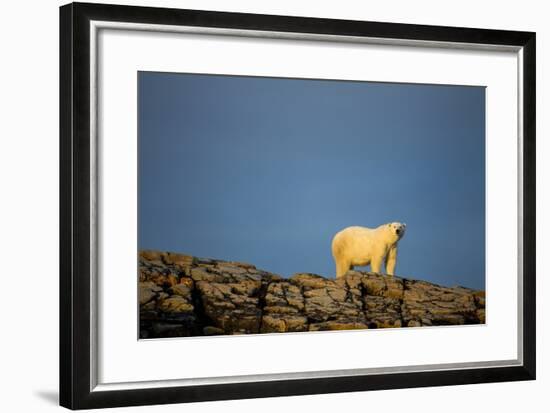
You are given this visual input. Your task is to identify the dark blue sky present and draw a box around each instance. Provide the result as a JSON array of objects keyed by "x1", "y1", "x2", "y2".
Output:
[{"x1": 138, "y1": 72, "x2": 485, "y2": 290}]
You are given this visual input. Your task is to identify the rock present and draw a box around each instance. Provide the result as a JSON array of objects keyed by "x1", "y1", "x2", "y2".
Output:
[
  {"x1": 141, "y1": 300, "x2": 156, "y2": 311},
  {"x1": 227, "y1": 261, "x2": 256, "y2": 269},
  {"x1": 402, "y1": 279, "x2": 478, "y2": 326},
  {"x1": 140, "y1": 270, "x2": 178, "y2": 288},
  {"x1": 364, "y1": 296, "x2": 402, "y2": 328},
  {"x1": 261, "y1": 314, "x2": 308, "y2": 333},
  {"x1": 203, "y1": 326, "x2": 225, "y2": 335},
  {"x1": 477, "y1": 309, "x2": 486, "y2": 323},
  {"x1": 309, "y1": 321, "x2": 368, "y2": 331},
  {"x1": 139, "y1": 250, "x2": 164, "y2": 261},
  {"x1": 215, "y1": 263, "x2": 249, "y2": 275},
  {"x1": 139, "y1": 281, "x2": 162, "y2": 305},
  {"x1": 361, "y1": 272, "x2": 404, "y2": 299},
  {"x1": 190, "y1": 267, "x2": 226, "y2": 283},
  {"x1": 190, "y1": 265, "x2": 271, "y2": 284},
  {"x1": 151, "y1": 322, "x2": 195, "y2": 337},
  {"x1": 159, "y1": 296, "x2": 194, "y2": 313},
  {"x1": 335, "y1": 272, "x2": 363, "y2": 290},
  {"x1": 138, "y1": 249, "x2": 486, "y2": 338},
  {"x1": 291, "y1": 273, "x2": 332, "y2": 290},
  {"x1": 179, "y1": 277, "x2": 194, "y2": 288},
  {"x1": 198, "y1": 257, "x2": 216, "y2": 264},
  {"x1": 196, "y1": 281, "x2": 262, "y2": 334},
  {"x1": 169, "y1": 284, "x2": 192, "y2": 298},
  {"x1": 474, "y1": 291, "x2": 486, "y2": 308},
  {"x1": 162, "y1": 252, "x2": 195, "y2": 268},
  {"x1": 261, "y1": 281, "x2": 308, "y2": 333},
  {"x1": 292, "y1": 272, "x2": 366, "y2": 330},
  {"x1": 264, "y1": 281, "x2": 304, "y2": 311},
  {"x1": 167, "y1": 274, "x2": 179, "y2": 286}
]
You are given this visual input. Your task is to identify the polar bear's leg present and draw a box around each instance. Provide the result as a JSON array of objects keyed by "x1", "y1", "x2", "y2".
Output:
[
  {"x1": 370, "y1": 255, "x2": 383, "y2": 274},
  {"x1": 332, "y1": 235, "x2": 352, "y2": 278},
  {"x1": 335, "y1": 259, "x2": 351, "y2": 278},
  {"x1": 385, "y1": 246, "x2": 398, "y2": 276}
]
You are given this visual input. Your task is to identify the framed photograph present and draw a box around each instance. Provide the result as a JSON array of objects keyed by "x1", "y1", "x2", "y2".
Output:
[{"x1": 60, "y1": 2, "x2": 536, "y2": 409}]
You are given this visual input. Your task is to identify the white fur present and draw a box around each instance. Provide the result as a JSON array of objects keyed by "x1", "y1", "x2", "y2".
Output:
[{"x1": 331, "y1": 222, "x2": 406, "y2": 278}]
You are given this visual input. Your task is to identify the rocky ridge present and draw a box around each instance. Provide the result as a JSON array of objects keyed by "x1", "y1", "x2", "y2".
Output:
[{"x1": 139, "y1": 250, "x2": 486, "y2": 338}]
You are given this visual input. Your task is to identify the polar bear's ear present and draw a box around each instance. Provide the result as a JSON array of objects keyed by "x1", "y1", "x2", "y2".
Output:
[{"x1": 403, "y1": 223, "x2": 407, "y2": 227}]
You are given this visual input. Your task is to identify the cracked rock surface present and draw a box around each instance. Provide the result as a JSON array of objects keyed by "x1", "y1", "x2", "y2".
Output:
[{"x1": 138, "y1": 250, "x2": 486, "y2": 338}]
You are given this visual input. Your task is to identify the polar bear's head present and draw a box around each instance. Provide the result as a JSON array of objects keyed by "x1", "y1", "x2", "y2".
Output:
[{"x1": 387, "y1": 222, "x2": 406, "y2": 240}]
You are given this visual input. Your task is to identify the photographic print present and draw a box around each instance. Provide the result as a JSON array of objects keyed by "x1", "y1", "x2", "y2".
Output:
[
  {"x1": 138, "y1": 72, "x2": 486, "y2": 339},
  {"x1": 60, "y1": 4, "x2": 535, "y2": 407}
]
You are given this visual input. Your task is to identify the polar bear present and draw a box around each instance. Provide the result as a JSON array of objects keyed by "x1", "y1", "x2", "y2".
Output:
[{"x1": 331, "y1": 222, "x2": 406, "y2": 278}]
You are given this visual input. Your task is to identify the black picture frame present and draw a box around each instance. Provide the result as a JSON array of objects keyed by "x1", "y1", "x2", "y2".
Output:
[{"x1": 60, "y1": 2, "x2": 536, "y2": 410}]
